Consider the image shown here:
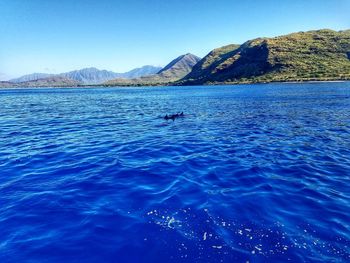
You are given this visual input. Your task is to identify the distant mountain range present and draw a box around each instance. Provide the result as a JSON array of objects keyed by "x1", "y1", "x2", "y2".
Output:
[
  {"x1": 105, "y1": 53, "x2": 201, "y2": 86},
  {"x1": 2, "y1": 29, "x2": 350, "y2": 88},
  {"x1": 5, "y1": 53, "x2": 199, "y2": 87},
  {"x1": 10, "y1": 65, "x2": 162, "y2": 85}
]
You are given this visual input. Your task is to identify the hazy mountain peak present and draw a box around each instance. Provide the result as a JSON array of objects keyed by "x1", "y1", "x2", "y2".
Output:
[{"x1": 120, "y1": 65, "x2": 162, "y2": 79}]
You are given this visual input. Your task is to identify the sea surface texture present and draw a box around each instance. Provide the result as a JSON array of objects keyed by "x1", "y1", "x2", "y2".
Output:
[{"x1": 0, "y1": 83, "x2": 349, "y2": 262}]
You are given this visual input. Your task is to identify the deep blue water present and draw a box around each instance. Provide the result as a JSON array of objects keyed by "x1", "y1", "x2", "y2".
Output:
[{"x1": 0, "y1": 83, "x2": 350, "y2": 262}]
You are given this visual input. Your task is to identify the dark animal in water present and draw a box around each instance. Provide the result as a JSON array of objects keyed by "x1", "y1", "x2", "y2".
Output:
[{"x1": 164, "y1": 112, "x2": 184, "y2": 120}]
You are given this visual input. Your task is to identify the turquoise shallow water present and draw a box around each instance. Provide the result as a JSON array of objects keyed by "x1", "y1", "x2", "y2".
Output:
[{"x1": 0, "y1": 83, "x2": 349, "y2": 262}]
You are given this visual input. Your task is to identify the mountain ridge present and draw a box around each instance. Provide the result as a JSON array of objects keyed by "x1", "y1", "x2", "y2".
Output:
[{"x1": 3, "y1": 28, "x2": 350, "y2": 88}]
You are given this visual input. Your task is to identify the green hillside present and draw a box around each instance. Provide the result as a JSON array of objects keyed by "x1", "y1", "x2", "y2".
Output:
[{"x1": 180, "y1": 29, "x2": 350, "y2": 85}]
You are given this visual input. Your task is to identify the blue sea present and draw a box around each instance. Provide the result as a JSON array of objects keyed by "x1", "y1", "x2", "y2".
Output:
[{"x1": 0, "y1": 83, "x2": 349, "y2": 262}]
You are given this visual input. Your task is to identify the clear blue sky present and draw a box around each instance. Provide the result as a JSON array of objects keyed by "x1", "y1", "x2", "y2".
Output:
[{"x1": 0, "y1": 0, "x2": 349, "y2": 80}]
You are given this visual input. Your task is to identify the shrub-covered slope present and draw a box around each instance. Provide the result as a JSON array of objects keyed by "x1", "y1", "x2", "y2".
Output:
[{"x1": 180, "y1": 29, "x2": 350, "y2": 84}]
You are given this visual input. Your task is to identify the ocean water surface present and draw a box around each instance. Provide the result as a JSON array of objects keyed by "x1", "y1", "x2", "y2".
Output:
[{"x1": 0, "y1": 83, "x2": 349, "y2": 262}]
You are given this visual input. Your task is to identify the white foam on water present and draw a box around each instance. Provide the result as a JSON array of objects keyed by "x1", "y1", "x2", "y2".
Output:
[{"x1": 145, "y1": 208, "x2": 350, "y2": 260}]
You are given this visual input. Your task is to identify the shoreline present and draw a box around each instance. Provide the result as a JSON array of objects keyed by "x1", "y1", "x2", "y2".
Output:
[{"x1": 0, "y1": 79, "x2": 349, "y2": 89}]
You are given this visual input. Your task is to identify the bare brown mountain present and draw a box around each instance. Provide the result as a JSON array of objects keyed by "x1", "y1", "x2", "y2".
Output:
[{"x1": 105, "y1": 53, "x2": 201, "y2": 86}]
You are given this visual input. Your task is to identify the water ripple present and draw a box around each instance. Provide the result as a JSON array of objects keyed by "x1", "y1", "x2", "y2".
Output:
[{"x1": 0, "y1": 83, "x2": 349, "y2": 262}]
